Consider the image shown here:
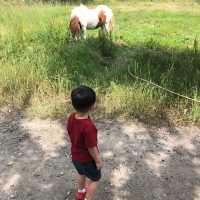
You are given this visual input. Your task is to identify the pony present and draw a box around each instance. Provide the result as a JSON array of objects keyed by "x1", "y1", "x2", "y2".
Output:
[{"x1": 69, "y1": 4, "x2": 113, "y2": 40}]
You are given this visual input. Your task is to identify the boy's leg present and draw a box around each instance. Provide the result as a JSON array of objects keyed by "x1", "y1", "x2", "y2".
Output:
[
  {"x1": 84, "y1": 161, "x2": 101, "y2": 200},
  {"x1": 85, "y1": 179, "x2": 99, "y2": 200},
  {"x1": 85, "y1": 178, "x2": 90, "y2": 189},
  {"x1": 76, "y1": 174, "x2": 86, "y2": 200},
  {"x1": 77, "y1": 174, "x2": 86, "y2": 190}
]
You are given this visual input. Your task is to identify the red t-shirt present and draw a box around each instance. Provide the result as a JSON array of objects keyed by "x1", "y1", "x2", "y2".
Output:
[{"x1": 67, "y1": 113, "x2": 98, "y2": 163}]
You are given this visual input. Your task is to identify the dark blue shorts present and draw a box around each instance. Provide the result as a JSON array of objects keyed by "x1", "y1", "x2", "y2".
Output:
[{"x1": 72, "y1": 160, "x2": 101, "y2": 182}]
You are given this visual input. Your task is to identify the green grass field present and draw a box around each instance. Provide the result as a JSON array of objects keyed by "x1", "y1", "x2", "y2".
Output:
[{"x1": 0, "y1": 1, "x2": 200, "y2": 124}]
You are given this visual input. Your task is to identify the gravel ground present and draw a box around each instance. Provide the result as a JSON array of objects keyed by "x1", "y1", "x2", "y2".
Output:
[{"x1": 0, "y1": 110, "x2": 200, "y2": 200}]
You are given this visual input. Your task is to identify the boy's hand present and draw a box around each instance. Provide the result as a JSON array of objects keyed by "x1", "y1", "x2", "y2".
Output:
[
  {"x1": 96, "y1": 159, "x2": 103, "y2": 170},
  {"x1": 88, "y1": 147, "x2": 103, "y2": 170}
]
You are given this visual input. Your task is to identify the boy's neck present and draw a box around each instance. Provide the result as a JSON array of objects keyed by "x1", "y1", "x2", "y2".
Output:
[{"x1": 75, "y1": 112, "x2": 89, "y2": 119}]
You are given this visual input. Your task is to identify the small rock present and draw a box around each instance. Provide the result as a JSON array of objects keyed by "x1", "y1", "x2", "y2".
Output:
[
  {"x1": 163, "y1": 193, "x2": 167, "y2": 197},
  {"x1": 7, "y1": 161, "x2": 14, "y2": 166},
  {"x1": 185, "y1": 182, "x2": 192, "y2": 186},
  {"x1": 33, "y1": 173, "x2": 40, "y2": 177},
  {"x1": 18, "y1": 152, "x2": 23, "y2": 156},
  {"x1": 57, "y1": 172, "x2": 64, "y2": 177},
  {"x1": 65, "y1": 153, "x2": 69, "y2": 157},
  {"x1": 173, "y1": 147, "x2": 183, "y2": 155},
  {"x1": 10, "y1": 194, "x2": 16, "y2": 199},
  {"x1": 65, "y1": 191, "x2": 71, "y2": 199},
  {"x1": 104, "y1": 187, "x2": 111, "y2": 193},
  {"x1": 22, "y1": 167, "x2": 26, "y2": 171}
]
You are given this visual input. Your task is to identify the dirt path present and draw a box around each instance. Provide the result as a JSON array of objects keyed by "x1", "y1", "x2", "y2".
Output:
[{"x1": 0, "y1": 111, "x2": 200, "y2": 200}]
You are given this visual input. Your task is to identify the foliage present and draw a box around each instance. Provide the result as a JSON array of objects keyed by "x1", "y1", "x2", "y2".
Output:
[{"x1": 0, "y1": 1, "x2": 200, "y2": 123}]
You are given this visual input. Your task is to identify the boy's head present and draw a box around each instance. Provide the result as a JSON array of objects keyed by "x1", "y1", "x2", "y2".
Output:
[{"x1": 71, "y1": 85, "x2": 96, "y2": 113}]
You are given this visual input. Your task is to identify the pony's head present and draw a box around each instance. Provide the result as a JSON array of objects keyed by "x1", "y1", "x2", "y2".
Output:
[
  {"x1": 69, "y1": 16, "x2": 81, "y2": 40},
  {"x1": 97, "y1": 10, "x2": 107, "y2": 28},
  {"x1": 97, "y1": 5, "x2": 113, "y2": 34}
]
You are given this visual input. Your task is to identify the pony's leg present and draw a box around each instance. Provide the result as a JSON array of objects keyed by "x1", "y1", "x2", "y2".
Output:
[
  {"x1": 101, "y1": 26, "x2": 109, "y2": 38},
  {"x1": 71, "y1": 32, "x2": 78, "y2": 41},
  {"x1": 81, "y1": 26, "x2": 87, "y2": 40},
  {"x1": 79, "y1": 33, "x2": 82, "y2": 40},
  {"x1": 80, "y1": 29, "x2": 84, "y2": 40},
  {"x1": 104, "y1": 23, "x2": 110, "y2": 35},
  {"x1": 72, "y1": 33, "x2": 75, "y2": 40},
  {"x1": 100, "y1": 26, "x2": 106, "y2": 37}
]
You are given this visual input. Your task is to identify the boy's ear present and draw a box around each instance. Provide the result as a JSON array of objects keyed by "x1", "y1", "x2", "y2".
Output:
[{"x1": 90, "y1": 104, "x2": 96, "y2": 111}]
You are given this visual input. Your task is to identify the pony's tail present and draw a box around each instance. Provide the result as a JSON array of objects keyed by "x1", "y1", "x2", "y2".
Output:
[{"x1": 69, "y1": 16, "x2": 81, "y2": 38}]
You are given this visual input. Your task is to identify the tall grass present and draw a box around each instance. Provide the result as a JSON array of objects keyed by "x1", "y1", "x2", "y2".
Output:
[{"x1": 0, "y1": 1, "x2": 200, "y2": 123}]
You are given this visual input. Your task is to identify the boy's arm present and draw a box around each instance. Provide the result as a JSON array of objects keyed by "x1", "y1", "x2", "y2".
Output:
[{"x1": 88, "y1": 147, "x2": 103, "y2": 170}]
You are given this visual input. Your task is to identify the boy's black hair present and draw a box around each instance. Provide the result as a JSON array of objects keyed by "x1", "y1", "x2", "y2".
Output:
[{"x1": 71, "y1": 85, "x2": 96, "y2": 113}]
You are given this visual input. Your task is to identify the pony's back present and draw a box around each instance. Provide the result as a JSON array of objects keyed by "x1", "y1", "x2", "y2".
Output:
[{"x1": 70, "y1": 4, "x2": 88, "y2": 19}]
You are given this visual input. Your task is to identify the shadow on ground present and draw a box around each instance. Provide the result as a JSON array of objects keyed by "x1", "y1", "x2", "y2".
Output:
[
  {"x1": 0, "y1": 110, "x2": 200, "y2": 200},
  {"x1": 99, "y1": 119, "x2": 200, "y2": 200},
  {"x1": 0, "y1": 110, "x2": 72, "y2": 200}
]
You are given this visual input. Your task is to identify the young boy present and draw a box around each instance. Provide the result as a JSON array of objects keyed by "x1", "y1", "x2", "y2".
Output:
[{"x1": 67, "y1": 85, "x2": 103, "y2": 200}]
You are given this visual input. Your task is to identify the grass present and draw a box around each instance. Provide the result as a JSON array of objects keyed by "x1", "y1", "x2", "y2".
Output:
[{"x1": 0, "y1": 1, "x2": 200, "y2": 124}]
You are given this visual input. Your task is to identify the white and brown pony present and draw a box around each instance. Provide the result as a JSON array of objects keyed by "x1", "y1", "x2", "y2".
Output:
[{"x1": 69, "y1": 4, "x2": 113, "y2": 40}]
